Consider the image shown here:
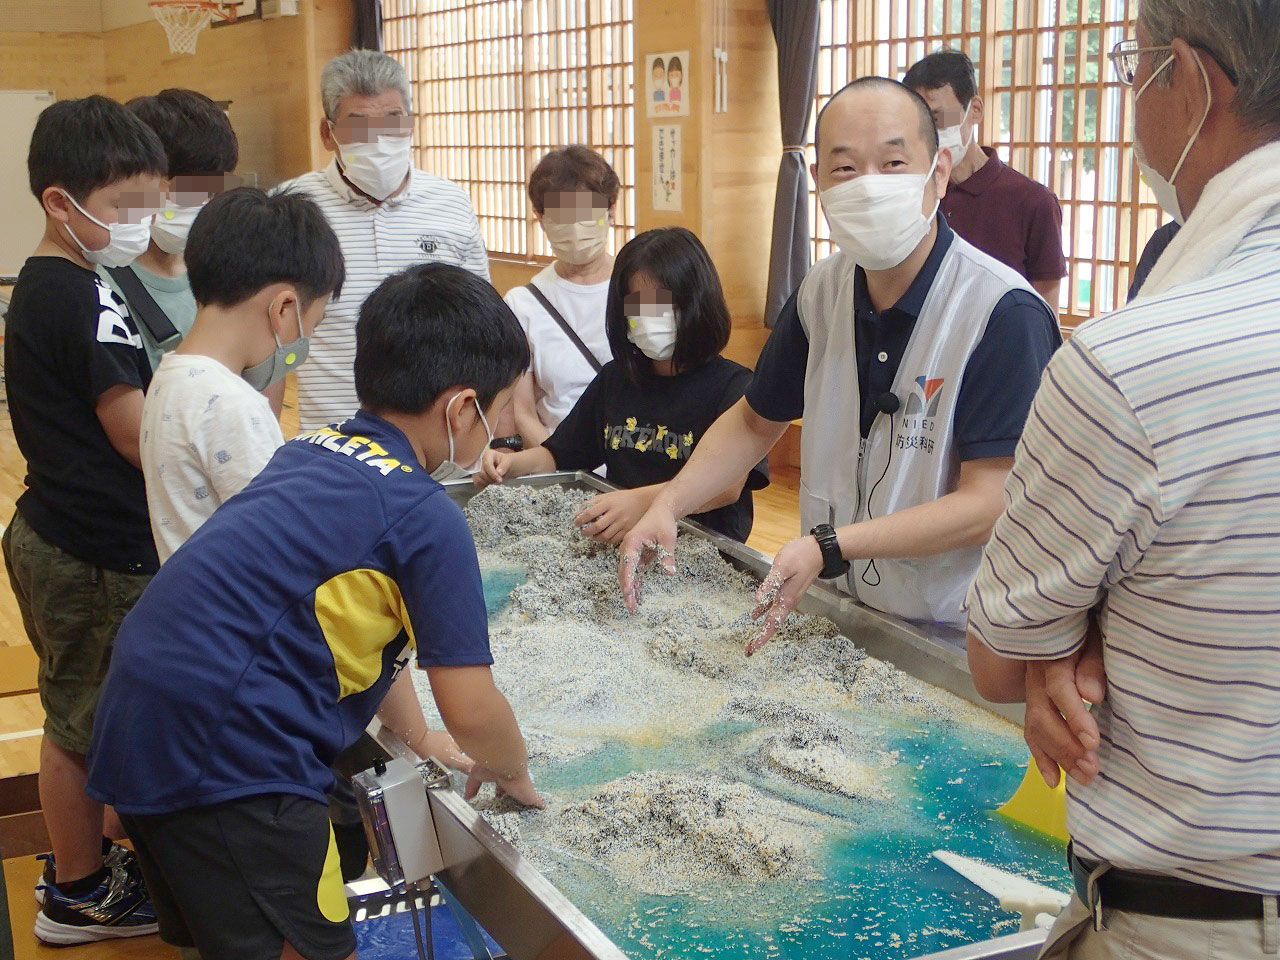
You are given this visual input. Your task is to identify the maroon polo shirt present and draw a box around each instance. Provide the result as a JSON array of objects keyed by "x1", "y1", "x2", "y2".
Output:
[{"x1": 940, "y1": 146, "x2": 1067, "y2": 283}]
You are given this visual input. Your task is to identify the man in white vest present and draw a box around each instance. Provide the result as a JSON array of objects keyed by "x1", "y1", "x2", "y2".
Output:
[{"x1": 619, "y1": 76, "x2": 1060, "y2": 644}]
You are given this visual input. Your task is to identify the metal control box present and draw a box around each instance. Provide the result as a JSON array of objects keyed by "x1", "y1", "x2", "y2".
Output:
[{"x1": 352, "y1": 756, "x2": 446, "y2": 888}]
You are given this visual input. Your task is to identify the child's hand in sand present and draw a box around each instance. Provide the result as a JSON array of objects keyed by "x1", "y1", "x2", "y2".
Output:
[
  {"x1": 575, "y1": 488, "x2": 654, "y2": 546},
  {"x1": 464, "y1": 764, "x2": 545, "y2": 809}
]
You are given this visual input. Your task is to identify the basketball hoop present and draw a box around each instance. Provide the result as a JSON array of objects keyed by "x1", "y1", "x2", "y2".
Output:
[{"x1": 150, "y1": 1, "x2": 236, "y2": 55}]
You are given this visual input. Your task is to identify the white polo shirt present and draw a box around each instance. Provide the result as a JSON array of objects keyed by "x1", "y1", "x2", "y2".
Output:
[
  {"x1": 277, "y1": 161, "x2": 490, "y2": 429},
  {"x1": 504, "y1": 264, "x2": 611, "y2": 431}
]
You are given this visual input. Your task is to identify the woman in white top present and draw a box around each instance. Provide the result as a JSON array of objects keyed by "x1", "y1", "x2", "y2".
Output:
[{"x1": 504, "y1": 146, "x2": 620, "y2": 444}]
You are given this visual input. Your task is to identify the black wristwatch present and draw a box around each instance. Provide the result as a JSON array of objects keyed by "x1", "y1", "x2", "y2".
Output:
[
  {"x1": 810, "y1": 524, "x2": 850, "y2": 580},
  {"x1": 489, "y1": 435, "x2": 524, "y2": 452}
]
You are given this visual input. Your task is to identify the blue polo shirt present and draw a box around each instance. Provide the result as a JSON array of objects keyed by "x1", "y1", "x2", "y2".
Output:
[
  {"x1": 747, "y1": 215, "x2": 1061, "y2": 459},
  {"x1": 87, "y1": 410, "x2": 493, "y2": 815}
]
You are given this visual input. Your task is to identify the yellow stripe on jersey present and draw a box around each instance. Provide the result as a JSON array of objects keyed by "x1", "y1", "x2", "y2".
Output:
[{"x1": 314, "y1": 568, "x2": 417, "y2": 700}]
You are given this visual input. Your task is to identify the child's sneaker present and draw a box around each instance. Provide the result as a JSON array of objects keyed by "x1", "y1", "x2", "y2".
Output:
[
  {"x1": 34, "y1": 863, "x2": 159, "y2": 945},
  {"x1": 34, "y1": 840, "x2": 139, "y2": 905}
]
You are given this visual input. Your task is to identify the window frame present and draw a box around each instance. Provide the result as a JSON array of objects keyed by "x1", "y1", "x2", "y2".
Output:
[
  {"x1": 382, "y1": 0, "x2": 637, "y2": 263},
  {"x1": 809, "y1": 0, "x2": 1167, "y2": 327}
]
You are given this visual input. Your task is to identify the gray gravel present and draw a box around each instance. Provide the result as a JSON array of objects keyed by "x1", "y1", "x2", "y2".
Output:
[{"x1": 409, "y1": 485, "x2": 1011, "y2": 896}]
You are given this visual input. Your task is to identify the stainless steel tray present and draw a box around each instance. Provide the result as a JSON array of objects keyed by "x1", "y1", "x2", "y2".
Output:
[{"x1": 367, "y1": 472, "x2": 1045, "y2": 960}]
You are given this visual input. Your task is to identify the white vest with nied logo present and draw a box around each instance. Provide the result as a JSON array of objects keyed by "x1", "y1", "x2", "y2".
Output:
[{"x1": 796, "y1": 231, "x2": 1036, "y2": 627}]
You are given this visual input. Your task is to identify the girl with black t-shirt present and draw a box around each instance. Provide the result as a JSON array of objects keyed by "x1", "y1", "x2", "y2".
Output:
[{"x1": 476, "y1": 227, "x2": 769, "y2": 543}]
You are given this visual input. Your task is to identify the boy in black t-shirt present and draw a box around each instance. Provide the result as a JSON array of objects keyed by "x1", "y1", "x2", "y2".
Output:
[{"x1": 2, "y1": 95, "x2": 166, "y2": 945}]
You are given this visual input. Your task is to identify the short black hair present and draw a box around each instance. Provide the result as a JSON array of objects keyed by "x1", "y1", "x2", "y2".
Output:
[
  {"x1": 903, "y1": 49, "x2": 978, "y2": 107},
  {"x1": 606, "y1": 227, "x2": 731, "y2": 382},
  {"x1": 128, "y1": 89, "x2": 238, "y2": 176},
  {"x1": 354, "y1": 263, "x2": 530, "y2": 414},
  {"x1": 814, "y1": 76, "x2": 939, "y2": 159},
  {"x1": 28, "y1": 94, "x2": 167, "y2": 201},
  {"x1": 185, "y1": 187, "x2": 345, "y2": 308}
]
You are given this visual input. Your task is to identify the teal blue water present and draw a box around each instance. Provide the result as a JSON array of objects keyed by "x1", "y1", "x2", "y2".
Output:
[
  {"x1": 482, "y1": 567, "x2": 527, "y2": 616},
  {"x1": 480, "y1": 568, "x2": 1068, "y2": 960}
]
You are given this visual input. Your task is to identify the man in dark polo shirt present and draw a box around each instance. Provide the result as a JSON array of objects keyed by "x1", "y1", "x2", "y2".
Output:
[
  {"x1": 905, "y1": 49, "x2": 1067, "y2": 306},
  {"x1": 618, "y1": 77, "x2": 1059, "y2": 643}
]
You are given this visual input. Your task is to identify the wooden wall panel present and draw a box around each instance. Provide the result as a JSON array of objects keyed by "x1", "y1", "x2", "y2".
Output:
[
  {"x1": 489, "y1": 258, "x2": 541, "y2": 297},
  {"x1": 0, "y1": 0, "x2": 102, "y2": 33},
  {"x1": 102, "y1": 0, "x2": 352, "y2": 187},
  {"x1": 0, "y1": 32, "x2": 105, "y2": 98},
  {"x1": 708, "y1": 0, "x2": 779, "y2": 334}
]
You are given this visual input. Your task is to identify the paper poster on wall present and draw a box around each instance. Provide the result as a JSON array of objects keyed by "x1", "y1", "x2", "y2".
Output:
[
  {"x1": 646, "y1": 51, "x2": 690, "y2": 118},
  {"x1": 653, "y1": 125, "x2": 683, "y2": 212}
]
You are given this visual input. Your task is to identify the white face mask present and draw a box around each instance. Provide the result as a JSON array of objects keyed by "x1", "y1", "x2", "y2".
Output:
[
  {"x1": 627, "y1": 311, "x2": 678, "y2": 362},
  {"x1": 333, "y1": 129, "x2": 412, "y2": 201},
  {"x1": 150, "y1": 200, "x2": 205, "y2": 255},
  {"x1": 820, "y1": 153, "x2": 941, "y2": 271},
  {"x1": 937, "y1": 100, "x2": 973, "y2": 156},
  {"x1": 60, "y1": 192, "x2": 154, "y2": 268},
  {"x1": 542, "y1": 218, "x2": 610, "y2": 266},
  {"x1": 430, "y1": 393, "x2": 494, "y2": 483},
  {"x1": 1133, "y1": 51, "x2": 1210, "y2": 225}
]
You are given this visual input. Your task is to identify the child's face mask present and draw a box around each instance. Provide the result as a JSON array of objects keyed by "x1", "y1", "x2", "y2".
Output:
[
  {"x1": 150, "y1": 200, "x2": 204, "y2": 255},
  {"x1": 60, "y1": 191, "x2": 155, "y2": 268},
  {"x1": 626, "y1": 310, "x2": 678, "y2": 362},
  {"x1": 243, "y1": 302, "x2": 309, "y2": 392},
  {"x1": 430, "y1": 393, "x2": 494, "y2": 483}
]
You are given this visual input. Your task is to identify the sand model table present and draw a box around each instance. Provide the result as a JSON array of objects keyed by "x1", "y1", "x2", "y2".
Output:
[{"x1": 410, "y1": 475, "x2": 1068, "y2": 960}]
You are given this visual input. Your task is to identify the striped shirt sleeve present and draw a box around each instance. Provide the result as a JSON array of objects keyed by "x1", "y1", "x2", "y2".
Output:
[
  {"x1": 966, "y1": 336, "x2": 1165, "y2": 659},
  {"x1": 461, "y1": 203, "x2": 491, "y2": 282}
]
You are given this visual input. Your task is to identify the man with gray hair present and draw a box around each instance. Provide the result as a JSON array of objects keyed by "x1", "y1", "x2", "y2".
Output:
[
  {"x1": 965, "y1": 0, "x2": 1280, "y2": 957},
  {"x1": 279, "y1": 49, "x2": 489, "y2": 429}
]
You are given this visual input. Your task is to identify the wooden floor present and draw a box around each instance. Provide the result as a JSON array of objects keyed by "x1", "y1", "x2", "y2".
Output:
[
  {"x1": 4, "y1": 856, "x2": 178, "y2": 960},
  {"x1": 0, "y1": 379, "x2": 800, "y2": 784}
]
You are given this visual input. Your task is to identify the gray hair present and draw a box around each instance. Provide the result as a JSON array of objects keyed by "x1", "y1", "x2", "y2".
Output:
[
  {"x1": 1139, "y1": 0, "x2": 1280, "y2": 129},
  {"x1": 321, "y1": 49, "x2": 411, "y2": 121}
]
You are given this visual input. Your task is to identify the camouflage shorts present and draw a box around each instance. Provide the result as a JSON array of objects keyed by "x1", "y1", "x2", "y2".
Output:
[{"x1": 2, "y1": 512, "x2": 151, "y2": 754}]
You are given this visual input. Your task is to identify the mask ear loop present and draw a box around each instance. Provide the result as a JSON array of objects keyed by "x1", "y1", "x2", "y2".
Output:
[
  {"x1": 954, "y1": 100, "x2": 974, "y2": 153},
  {"x1": 1168, "y1": 50, "x2": 1212, "y2": 186},
  {"x1": 924, "y1": 151, "x2": 943, "y2": 222},
  {"x1": 443, "y1": 392, "x2": 462, "y2": 465}
]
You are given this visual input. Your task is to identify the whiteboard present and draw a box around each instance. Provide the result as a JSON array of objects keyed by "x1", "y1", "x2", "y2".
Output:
[{"x1": 0, "y1": 90, "x2": 55, "y2": 281}]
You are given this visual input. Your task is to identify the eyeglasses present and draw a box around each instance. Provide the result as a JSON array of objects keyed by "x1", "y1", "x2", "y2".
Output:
[
  {"x1": 1108, "y1": 39, "x2": 1172, "y2": 86},
  {"x1": 1109, "y1": 38, "x2": 1240, "y2": 87}
]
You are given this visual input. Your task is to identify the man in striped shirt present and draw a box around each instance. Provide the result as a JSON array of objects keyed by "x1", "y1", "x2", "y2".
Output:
[
  {"x1": 966, "y1": 1, "x2": 1280, "y2": 957},
  {"x1": 279, "y1": 51, "x2": 489, "y2": 430}
]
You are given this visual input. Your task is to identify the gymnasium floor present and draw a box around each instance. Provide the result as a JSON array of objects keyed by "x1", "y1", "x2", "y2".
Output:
[{"x1": 0, "y1": 375, "x2": 800, "y2": 958}]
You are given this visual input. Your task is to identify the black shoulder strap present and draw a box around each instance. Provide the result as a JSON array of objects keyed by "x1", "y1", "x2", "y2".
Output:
[
  {"x1": 104, "y1": 266, "x2": 181, "y2": 348},
  {"x1": 524, "y1": 283, "x2": 603, "y2": 374}
]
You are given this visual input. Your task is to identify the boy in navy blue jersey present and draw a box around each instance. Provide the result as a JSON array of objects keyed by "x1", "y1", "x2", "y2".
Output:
[
  {"x1": 4, "y1": 94, "x2": 167, "y2": 945},
  {"x1": 87, "y1": 263, "x2": 542, "y2": 960}
]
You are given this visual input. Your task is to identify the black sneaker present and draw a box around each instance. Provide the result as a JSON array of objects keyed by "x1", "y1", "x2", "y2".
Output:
[
  {"x1": 34, "y1": 862, "x2": 159, "y2": 945},
  {"x1": 34, "y1": 841, "x2": 138, "y2": 906}
]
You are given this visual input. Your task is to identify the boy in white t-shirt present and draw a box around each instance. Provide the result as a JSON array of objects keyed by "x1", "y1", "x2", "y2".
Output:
[
  {"x1": 140, "y1": 187, "x2": 342, "y2": 561},
  {"x1": 502, "y1": 147, "x2": 620, "y2": 444},
  {"x1": 143, "y1": 188, "x2": 474, "y2": 892}
]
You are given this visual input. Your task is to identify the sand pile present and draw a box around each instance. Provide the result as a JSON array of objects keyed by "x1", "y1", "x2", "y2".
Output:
[
  {"x1": 544, "y1": 771, "x2": 833, "y2": 896},
  {"x1": 409, "y1": 484, "x2": 998, "y2": 894}
]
